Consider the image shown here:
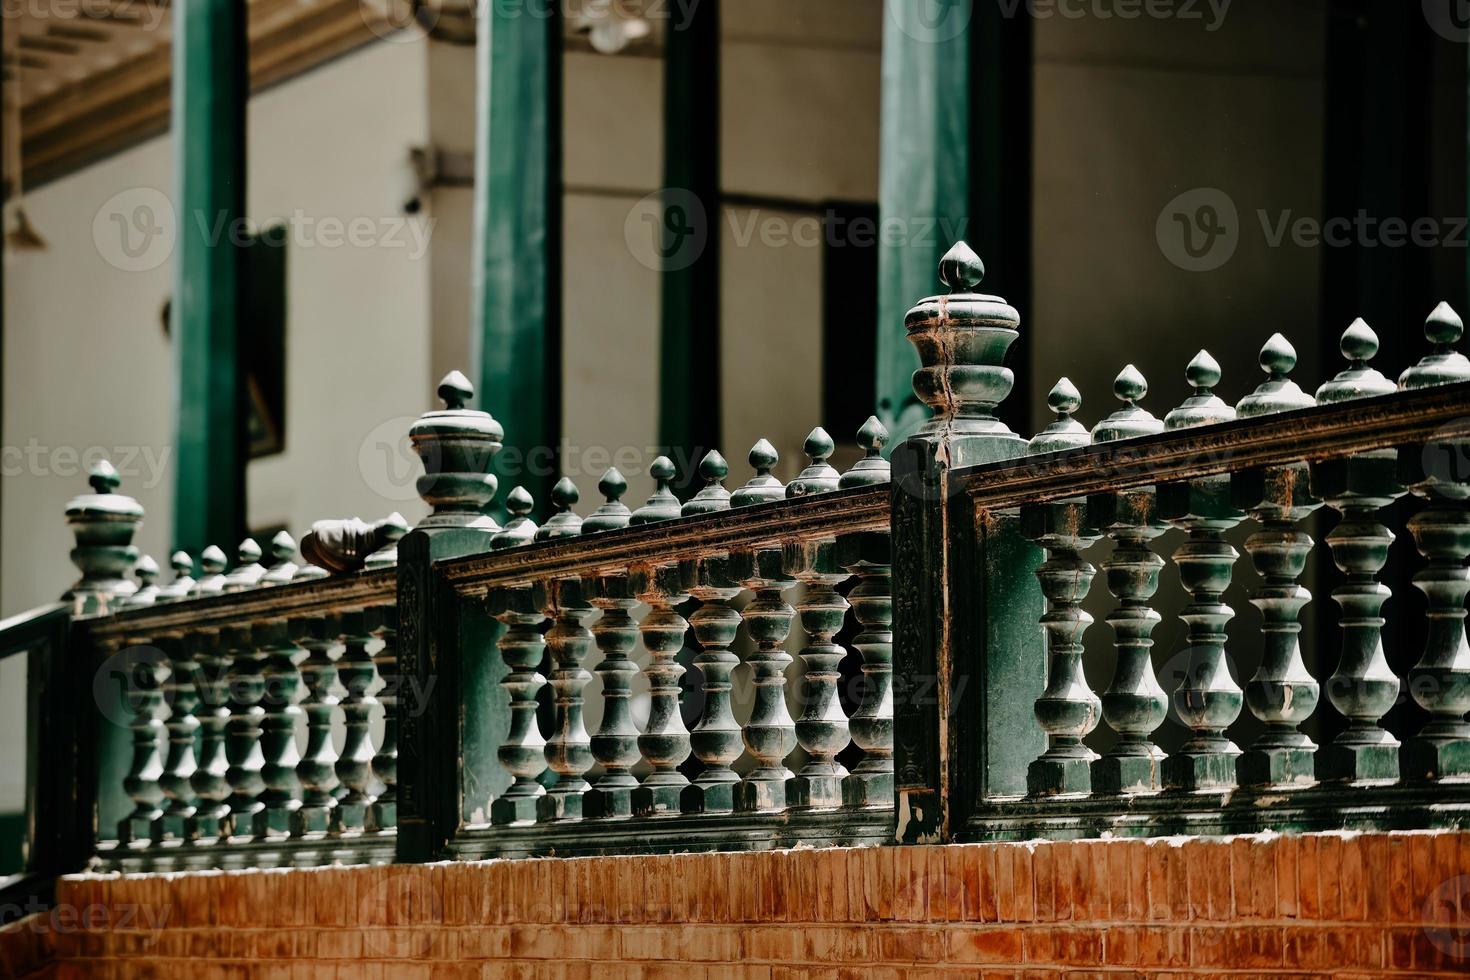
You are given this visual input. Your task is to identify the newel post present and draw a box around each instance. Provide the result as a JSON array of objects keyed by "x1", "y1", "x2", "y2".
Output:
[
  {"x1": 890, "y1": 242, "x2": 1044, "y2": 842},
  {"x1": 397, "y1": 371, "x2": 506, "y2": 862}
]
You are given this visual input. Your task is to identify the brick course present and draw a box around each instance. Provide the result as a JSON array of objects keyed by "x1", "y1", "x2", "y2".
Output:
[{"x1": 2, "y1": 830, "x2": 1468, "y2": 978}]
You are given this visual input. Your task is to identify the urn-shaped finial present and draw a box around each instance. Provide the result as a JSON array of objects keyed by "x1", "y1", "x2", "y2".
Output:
[
  {"x1": 1029, "y1": 378, "x2": 1090, "y2": 455},
  {"x1": 904, "y1": 241, "x2": 1020, "y2": 443},
  {"x1": 1165, "y1": 350, "x2": 1235, "y2": 430},
  {"x1": 1317, "y1": 318, "x2": 1396, "y2": 403},
  {"x1": 840, "y1": 416, "x2": 892, "y2": 487},
  {"x1": 683, "y1": 451, "x2": 732, "y2": 515},
  {"x1": 408, "y1": 370, "x2": 504, "y2": 531},
  {"x1": 63, "y1": 459, "x2": 144, "y2": 612},
  {"x1": 732, "y1": 440, "x2": 785, "y2": 506},
  {"x1": 492, "y1": 487, "x2": 539, "y2": 548},
  {"x1": 1400, "y1": 302, "x2": 1470, "y2": 390},
  {"x1": 631, "y1": 456, "x2": 682, "y2": 525},
  {"x1": 1236, "y1": 333, "x2": 1316, "y2": 417},
  {"x1": 583, "y1": 469, "x2": 632, "y2": 533},
  {"x1": 787, "y1": 428, "x2": 841, "y2": 498}
]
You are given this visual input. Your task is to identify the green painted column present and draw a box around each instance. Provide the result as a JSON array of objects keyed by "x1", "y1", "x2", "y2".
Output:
[
  {"x1": 474, "y1": 0, "x2": 562, "y2": 513},
  {"x1": 171, "y1": 0, "x2": 247, "y2": 555},
  {"x1": 877, "y1": 0, "x2": 1032, "y2": 439},
  {"x1": 657, "y1": 0, "x2": 721, "y2": 470}
]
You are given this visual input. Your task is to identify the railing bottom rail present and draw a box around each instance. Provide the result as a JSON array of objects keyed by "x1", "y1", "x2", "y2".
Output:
[{"x1": 93, "y1": 833, "x2": 396, "y2": 874}]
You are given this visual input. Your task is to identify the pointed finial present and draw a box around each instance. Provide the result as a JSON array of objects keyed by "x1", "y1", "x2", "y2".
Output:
[
  {"x1": 1400, "y1": 302, "x2": 1470, "y2": 389},
  {"x1": 840, "y1": 416, "x2": 892, "y2": 487},
  {"x1": 1091, "y1": 365, "x2": 1164, "y2": 443},
  {"x1": 1237, "y1": 333, "x2": 1315, "y2": 417},
  {"x1": 122, "y1": 555, "x2": 162, "y2": 608},
  {"x1": 732, "y1": 439, "x2": 785, "y2": 506},
  {"x1": 224, "y1": 538, "x2": 266, "y2": 592},
  {"x1": 156, "y1": 551, "x2": 195, "y2": 602},
  {"x1": 583, "y1": 468, "x2": 632, "y2": 533},
  {"x1": 536, "y1": 477, "x2": 584, "y2": 540},
  {"x1": 1317, "y1": 318, "x2": 1396, "y2": 403},
  {"x1": 631, "y1": 456, "x2": 682, "y2": 525},
  {"x1": 261, "y1": 531, "x2": 301, "y2": 586},
  {"x1": 787, "y1": 427, "x2": 841, "y2": 498},
  {"x1": 682, "y1": 450, "x2": 732, "y2": 516},
  {"x1": 437, "y1": 370, "x2": 473, "y2": 410},
  {"x1": 1028, "y1": 378, "x2": 1091, "y2": 455},
  {"x1": 89, "y1": 459, "x2": 121, "y2": 494},
  {"x1": 492, "y1": 487, "x2": 539, "y2": 548},
  {"x1": 194, "y1": 545, "x2": 229, "y2": 595},
  {"x1": 938, "y1": 240, "x2": 985, "y2": 293},
  {"x1": 135, "y1": 554, "x2": 159, "y2": 584},
  {"x1": 1165, "y1": 350, "x2": 1235, "y2": 430}
]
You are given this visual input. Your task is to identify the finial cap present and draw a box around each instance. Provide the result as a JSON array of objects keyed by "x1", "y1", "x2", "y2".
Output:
[
  {"x1": 1091, "y1": 366, "x2": 1164, "y2": 443},
  {"x1": 1317, "y1": 318, "x2": 1396, "y2": 403},
  {"x1": 733, "y1": 440, "x2": 786, "y2": 506},
  {"x1": 1400, "y1": 302, "x2": 1470, "y2": 390},
  {"x1": 1165, "y1": 350, "x2": 1235, "y2": 430},
  {"x1": 632, "y1": 456, "x2": 683, "y2": 525},
  {"x1": 841, "y1": 416, "x2": 892, "y2": 488},
  {"x1": 584, "y1": 467, "x2": 633, "y2": 533},
  {"x1": 1029, "y1": 378, "x2": 1091, "y2": 455},
  {"x1": 1238, "y1": 334, "x2": 1315, "y2": 417}
]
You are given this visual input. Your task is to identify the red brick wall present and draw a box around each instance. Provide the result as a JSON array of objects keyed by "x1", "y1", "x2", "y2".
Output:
[{"x1": 3, "y1": 831, "x2": 1468, "y2": 978}]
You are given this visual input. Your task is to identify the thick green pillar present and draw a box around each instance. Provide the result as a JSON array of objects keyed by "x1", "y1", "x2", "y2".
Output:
[
  {"x1": 171, "y1": 0, "x2": 247, "y2": 555},
  {"x1": 877, "y1": 0, "x2": 1032, "y2": 438},
  {"x1": 474, "y1": 0, "x2": 562, "y2": 512},
  {"x1": 657, "y1": 0, "x2": 720, "y2": 468}
]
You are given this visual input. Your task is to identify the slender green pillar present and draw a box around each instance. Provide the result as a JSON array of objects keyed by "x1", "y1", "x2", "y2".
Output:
[
  {"x1": 171, "y1": 0, "x2": 247, "y2": 555},
  {"x1": 657, "y1": 0, "x2": 721, "y2": 469},
  {"x1": 474, "y1": 0, "x2": 562, "y2": 512}
]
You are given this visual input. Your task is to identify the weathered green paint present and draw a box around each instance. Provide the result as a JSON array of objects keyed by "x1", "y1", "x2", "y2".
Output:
[
  {"x1": 658, "y1": 0, "x2": 720, "y2": 466},
  {"x1": 474, "y1": 0, "x2": 561, "y2": 514},
  {"x1": 171, "y1": 0, "x2": 246, "y2": 556}
]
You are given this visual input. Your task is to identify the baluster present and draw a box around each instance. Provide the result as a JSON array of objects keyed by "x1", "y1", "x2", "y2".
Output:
[
  {"x1": 681, "y1": 555, "x2": 745, "y2": 815},
  {"x1": 156, "y1": 552, "x2": 195, "y2": 602},
  {"x1": 632, "y1": 456, "x2": 681, "y2": 524},
  {"x1": 1400, "y1": 303, "x2": 1470, "y2": 781},
  {"x1": 1020, "y1": 379, "x2": 1104, "y2": 797},
  {"x1": 1158, "y1": 353, "x2": 1246, "y2": 792},
  {"x1": 222, "y1": 625, "x2": 266, "y2": 836},
  {"x1": 187, "y1": 629, "x2": 232, "y2": 840},
  {"x1": 1312, "y1": 320, "x2": 1405, "y2": 783},
  {"x1": 785, "y1": 539, "x2": 852, "y2": 809},
  {"x1": 1233, "y1": 335, "x2": 1321, "y2": 788},
  {"x1": 194, "y1": 545, "x2": 228, "y2": 595},
  {"x1": 539, "y1": 578, "x2": 596, "y2": 821},
  {"x1": 255, "y1": 620, "x2": 304, "y2": 835},
  {"x1": 224, "y1": 539, "x2": 266, "y2": 591},
  {"x1": 492, "y1": 487, "x2": 539, "y2": 548},
  {"x1": 1021, "y1": 499, "x2": 1101, "y2": 797},
  {"x1": 537, "y1": 477, "x2": 584, "y2": 539},
  {"x1": 732, "y1": 440, "x2": 785, "y2": 505},
  {"x1": 683, "y1": 451, "x2": 731, "y2": 514},
  {"x1": 583, "y1": 468, "x2": 633, "y2": 532},
  {"x1": 839, "y1": 417, "x2": 891, "y2": 488},
  {"x1": 261, "y1": 531, "x2": 301, "y2": 585},
  {"x1": 632, "y1": 563, "x2": 694, "y2": 816},
  {"x1": 489, "y1": 584, "x2": 548, "y2": 824},
  {"x1": 116, "y1": 641, "x2": 165, "y2": 844},
  {"x1": 151, "y1": 634, "x2": 199, "y2": 841},
  {"x1": 838, "y1": 531, "x2": 893, "y2": 807},
  {"x1": 735, "y1": 548, "x2": 798, "y2": 812},
  {"x1": 584, "y1": 572, "x2": 641, "y2": 819},
  {"x1": 291, "y1": 614, "x2": 341, "y2": 834},
  {"x1": 334, "y1": 610, "x2": 380, "y2": 832},
  {"x1": 368, "y1": 605, "x2": 400, "y2": 832},
  {"x1": 787, "y1": 427, "x2": 840, "y2": 497}
]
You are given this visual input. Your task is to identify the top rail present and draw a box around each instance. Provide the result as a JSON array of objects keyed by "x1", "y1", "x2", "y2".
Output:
[
  {"x1": 951, "y1": 380, "x2": 1470, "y2": 509},
  {"x1": 0, "y1": 603, "x2": 69, "y2": 660}
]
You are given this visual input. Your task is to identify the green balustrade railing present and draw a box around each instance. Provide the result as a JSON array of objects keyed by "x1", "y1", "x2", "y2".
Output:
[{"x1": 11, "y1": 241, "x2": 1470, "y2": 878}]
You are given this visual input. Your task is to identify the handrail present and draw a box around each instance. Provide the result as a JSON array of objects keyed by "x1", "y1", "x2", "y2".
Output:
[{"x1": 0, "y1": 603, "x2": 68, "y2": 661}]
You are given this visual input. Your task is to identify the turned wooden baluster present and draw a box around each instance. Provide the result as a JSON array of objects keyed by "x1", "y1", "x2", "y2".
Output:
[
  {"x1": 1312, "y1": 319, "x2": 1406, "y2": 783},
  {"x1": 152, "y1": 634, "x2": 198, "y2": 841},
  {"x1": 222, "y1": 625, "x2": 266, "y2": 836},
  {"x1": 1061, "y1": 374, "x2": 1167, "y2": 796},
  {"x1": 291, "y1": 614, "x2": 341, "y2": 835},
  {"x1": 1233, "y1": 334, "x2": 1322, "y2": 788},
  {"x1": 837, "y1": 530, "x2": 893, "y2": 807},
  {"x1": 1400, "y1": 303, "x2": 1470, "y2": 781},
  {"x1": 255, "y1": 620, "x2": 304, "y2": 835},
  {"x1": 785, "y1": 539, "x2": 853, "y2": 809},
  {"x1": 368, "y1": 605, "x2": 400, "y2": 832},
  {"x1": 1158, "y1": 353, "x2": 1246, "y2": 792},
  {"x1": 539, "y1": 578, "x2": 596, "y2": 821},
  {"x1": 186, "y1": 629, "x2": 232, "y2": 840},
  {"x1": 632, "y1": 563, "x2": 694, "y2": 816},
  {"x1": 584, "y1": 571, "x2": 641, "y2": 819},
  {"x1": 489, "y1": 584, "x2": 548, "y2": 824},
  {"x1": 335, "y1": 609, "x2": 381, "y2": 833},
  {"x1": 681, "y1": 554, "x2": 746, "y2": 815},
  {"x1": 115, "y1": 641, "x2": 165, "y2": 844},
  {"x1": 736, "y1": 548, "x2": 798, "y2": 812}
]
